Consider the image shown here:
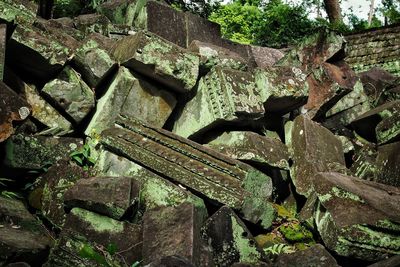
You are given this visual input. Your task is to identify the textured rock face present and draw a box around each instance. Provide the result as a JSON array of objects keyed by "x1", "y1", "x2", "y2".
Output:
[
  {"x1": 290, "y1": 115, "x2": 346, "y2": 197},
  {"x1": 203, "y1": 206, "x2": 266, "y2": 266},
  {"x1": 112, "y1": 31, "x2": 199, "y2": 93},
  {"x1": 142, "y1": 203, "x2": 206, "y2": 265},
  {"x1": 313, "y1": 172, "x2": 400, "y2": 261},
  {"x1": 85, "y1": 66, "x2": 176, "y2": 137},
  {"x1": 207, "y1": 131, "x2": 289, "y2": 169},
  {"x1": 42, "y1": 66, "x2": 95, "y2": 124},
  {"x1": 101, "y1": 116, "x2": 275, "y2": 228},
  {"x1": 173, "y1": 67, "x2": 265, "y2": 139},
  {"x1": 0, "y1": 196, "x2": 52, "y2": 265},
  {"x1": 2, "y1": 2, "x2": 400, "y2": 266},
  {"x1": 0, "y1": 82, "x2": 30, "y2": 142}
]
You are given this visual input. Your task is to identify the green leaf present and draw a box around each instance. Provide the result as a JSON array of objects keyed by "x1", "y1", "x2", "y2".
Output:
[
  {"x1": 79, "y1": 244, "x2": 109, "y2": 267},
  {"x1": 106, "y1": 243, "x2": 117, "y2": 255},
  {"x1": 131, "y1": 261, "x2": 141, "y2": 267},
  {"x1": 72, "y1": 155, "x2": 83, "y2": 165}
]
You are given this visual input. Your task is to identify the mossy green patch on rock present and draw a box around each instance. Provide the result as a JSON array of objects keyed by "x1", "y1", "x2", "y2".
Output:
[
  {"x1": 70, "y1": 208, "x2": 124, "y2": 233},
  {"x1": 279, "y1": 222, "x2": 314, "y2": 243}
]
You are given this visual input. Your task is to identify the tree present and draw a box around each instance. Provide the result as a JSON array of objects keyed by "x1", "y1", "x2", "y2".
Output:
[
  {"x1": 323, "y1": 0, "x2": 342, "y2": 24},
  {"x1": 368, "y1": 0, "x2": 376, "y2": 26},
  {"x1": 380, "y1": 0, "x2": 400, "y2": 25}
]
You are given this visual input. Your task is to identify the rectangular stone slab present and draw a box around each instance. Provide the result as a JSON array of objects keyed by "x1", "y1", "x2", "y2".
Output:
[
  {"x1": 100, "y1": 116, "x2": 275, "y2": 228},
  {"x1": 290, "y1": 115, "x2": 346, "y2": 197},
  {"x1": 173, "y1": 67, "x2": 265, "y2": 139},
  {"x1": 0, "y1": 24, "x2": 5, "y2": 81},
  {"x1": 111, "y1": 31, "x2": 199, "y2": 93},
  {"x1": 142, "y1": 203, "x2": 204, "y2": 265}
]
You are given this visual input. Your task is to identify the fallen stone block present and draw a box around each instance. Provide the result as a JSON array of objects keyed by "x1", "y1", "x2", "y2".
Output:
[
  {"x1": 254, "y1": 66, "x2": 309, "y2": 113},
  {"x1": 7, "y1": 22, "x2": 74, "y2": 83},
  {"x1": 4, "y1": 134, "x2": 83, "y2": 170},
  {"x1": 73, "y1": 14, "x2": 111, "y2": 38},
  {"x1": 173, "y1": 67, "x2": 265, "y2": 139},
  {"x1": 274, "y1": 244, "x2": 340, "y2": 267},
  {"x1": 41, "y1": 160, "x2": 89, "y2": 228},
  {"x1": 351, "y1": 100, "x2": 400, "y2": 144},
  {"x1": 368, "y1": 255, "x2": 400, "y2": 267},
  {"x1": 202, "y1": 206, "x2": 266, "y2": 266},
  {"x1": 0, "y1": 81, "x2": 30, "y2": 142},
  {"x1": 375, "y1": 141, "x2": 400, "y2": 187},
  {"x1": 101, "y1": 116, "x2": 275, "y2": 228},
  {"x1": 73, "y1": 33, "x2": 116, "y2": 88},
  {"x1": 97, "y1": 0, "x2": 136, "y2": 26},
  {"x1": 142, "y1": 203, "x2": 206, "y2": 265},
  {"x1": 207, "y1": 131, "x2": 289, "y2": 170},
  {"x1": 0, "y1": 24, "x2": 5, "y2": 81},
  {"x1": 64, "y1": 176, "x2": 140, "y2": 220},
  {"x1": 360, "y1": 67, "x2": 399, "y2": 106},
  {"x1": 0, "y1": 196, "x2": 52, "y2": 265},
  {"x1": 303, "y1": 62, "x2": 356, "y2": 119},
  {"x1": 85, "y1": 66, "x2": 176, "y2": 137},
  {"x1": 290, "y1": 115, "x2": 346, "y2": 197},
  {"x1": 95, "y1": 150, "x2": 206, "y2": 211},
  {"x1": 350, "y1": 141, "x2": 378, "y2": 180},
  {"x1": 188, "y1": 40, "x2": 247, "y2": 73},
  {"x1": 45, "y1": 207, "x2": 142, "y2": 266},
  {"x1": 112, "y1": 31, "x2": 199, "y2": 93},
  {"x1": 41, "y1": 66, "x2": 95, "y2": 125},
  {"x1": 22, "y1": 82, "x2": 73, "y2": 136},
  {"x1": 314, "y1": 172, "x2": 400, "y2": 261},
  {"x1": 276, "y1": 29, "x2": 345, "y2": 73},
  {"x1": 0, "y1": 0, "x2": 37, "y2": 25},
  {"x1": 249, "y1": 46, "x2": 284, "y2": 68}
]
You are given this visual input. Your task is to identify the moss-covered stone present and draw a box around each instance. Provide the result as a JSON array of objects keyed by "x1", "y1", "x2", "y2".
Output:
[
  {"x1": 4, "y1": 134, "x2": 83, "y2": 170},
  {"x1": 313, "y1": 172, "x2": 400, "y2": 261},
  {"x1": 0, "y1": 24, "x2": 5, "y2": 81},
  {"x1": 23, "y1": 83, "x2": 73, "y2": 136},
  {"x1": 207, "y1": 131, "x2": 289, "y2": 170},
  {"x1": 173, "y1": 67, "x2": 265, "y2": 139},
  {"x1": 203, "y1": 206, "x2": 266, "y2": 266},
  {"x1": 112, "y1": 31, "x2": 199, "y2": 93},
  {"x1": 278, "y1": 222, "x2": 314, "y2": 243},
  {"x1": 41, "y1": 66, "x2": 95, "y2": 124}
]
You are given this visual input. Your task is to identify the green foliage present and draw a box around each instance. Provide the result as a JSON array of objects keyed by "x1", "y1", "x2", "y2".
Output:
[
  {"x1": 0, "y1": 178, "x2": 22, "y2": 199},
  {"x1": 53, "y1": 0, "x2": 107, "y2": 18},
  {"x1": 209, "y1": 2, "x2": 263, "y2": 44},
  {"x1": 380, "y1": 0, "x2": 400, "y2": 25},
  {"x1": 264, "y1": 243, "x2": 295, "y2": 256},
  {"x1": 70, "y1": 143, "x2": 96, "y2": 170}
]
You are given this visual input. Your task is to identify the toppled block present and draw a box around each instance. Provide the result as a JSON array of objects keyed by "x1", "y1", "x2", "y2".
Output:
[
  {"x1": 101, "y1": 116, "x2": 275, "y2": 228},
  {"x1": 351, "y1": 101, "x2": 400, "y2": 144},
  {"x1": 249, "y1": 46, "x2": 284, "y2": 68},
  {"x1": 276, "y1": 29, "x2": 345, "y2": 73},
  {"x1": 41, "y1": 160, "x2": 89, "y2": 228},
  {"x1": 95, "y1": 150, "x2": 206, "y2": 210},
  {"x1": 23, "y1": 83, "x2": 73, "y2": 136},
  {"x1": 368, "y1": 255, "x2": 400, "y2": 267},
  {"x1": 188, "y1": 40, "x2": 247, "y2": 72},
  {"x1": 375, "y1": 141, "x2": 400, "y2": 187},
  {"x1": 0, "y1": 24, "x2": 5, "y2": 80},
  {"x1": 64, "y1": 176, "x2": 140, "y2": 220},
  {"x1": 173, "y1": 67, "x2": 265, "y2": 139},
  {"x1": 4, "y1": 134, "x2": 83, "y2": 170},
  {"x1": 254, "y1": 66, "x2": 308, "y2": 113},
  {"x1": 41, "y1": 66, "x2": 95, "y2": 124},
  {"x1": 350, "y1": 142, "x2": 379, "y2": 180},
  {"x1": 0, "y1": 0, "x2": 37, "y2": 25},
  {"x1": 85, "y1": 66, "x2": 176, "y2": 137},
  {"x1": 313, "y1": 172, "x2": 400, "y2": 261},
  {"x1": 97, "y1": 0, "x2": 136, "y2": 25},
  {"x1": 0, "y1": 196, "x2": 52, "y2": 265},
  {"x1": 274, "y1": 244, "x2": 339, "y2": 267},
  {"x1": 207, "y1": 131, "x2": 289, "y2": 170},
  {"x1": 203, "y1": 206, "x2": 266, "y2": 266},
  {"x1": 46, "y1": 208, "x2": 142, "y2": 266},
  {"x1": 142, "y1": 203, "x2": 206, "y2": 265},
  {"x1": 7, "y1": 23, "x2": 75, "y2": 82},
  {"x1": 112, "y1": 31, "x2": 199, "y2": 93},
  {"x1": 73, "y1": 33, "x2": 116, "y2": 88},
  {"x1": 0, "y1": 82, "x2": 30, "y2": 142},
  {"x1": 303, "y1": 62, "x2": 356, "y2": 119},
  {"x1": 290, "y1": 115, "x2": 345, "y2": 197},
  {"x1": 73, "y1": 14, "x2": 111, "y2": 38},
  {"x1": 360, "y1": 67, "x2": 399, "y2": 106}
]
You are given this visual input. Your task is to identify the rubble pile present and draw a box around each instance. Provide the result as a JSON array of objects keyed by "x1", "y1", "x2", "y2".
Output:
[{"x1": 0, "y1": 0, "x2": 399, "y2": 266}]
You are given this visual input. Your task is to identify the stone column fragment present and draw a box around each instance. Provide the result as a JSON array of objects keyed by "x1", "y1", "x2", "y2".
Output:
[{"x1": 101, "y1": 116, "x2": 275, "y2": 228}]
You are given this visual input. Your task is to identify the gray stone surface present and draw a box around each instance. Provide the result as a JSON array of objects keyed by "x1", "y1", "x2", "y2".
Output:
[{"x1": 173, "y1": 67, "x2": 265, "y2": 139}]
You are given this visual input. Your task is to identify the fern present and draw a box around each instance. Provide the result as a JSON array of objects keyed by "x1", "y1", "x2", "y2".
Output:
[{"x1": 264, "y1": 243, "x2": 295, "y2": 256}]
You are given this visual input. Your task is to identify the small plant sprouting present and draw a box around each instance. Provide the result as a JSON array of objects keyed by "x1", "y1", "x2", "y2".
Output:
[
  {"x1": 70, "y1": 143, "x2": 96, "y2": 170},
  {"x1": 264, "y1": 243, "x2": 295, "y2": 256},
  {"x1": 0, "y1": 178, "x2": 22, "y2": 199}
]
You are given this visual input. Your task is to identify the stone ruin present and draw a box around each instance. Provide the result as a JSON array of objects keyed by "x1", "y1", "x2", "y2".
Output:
[{"x1": 0, "y1": 0, "x2": 400, "y2": 266}]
